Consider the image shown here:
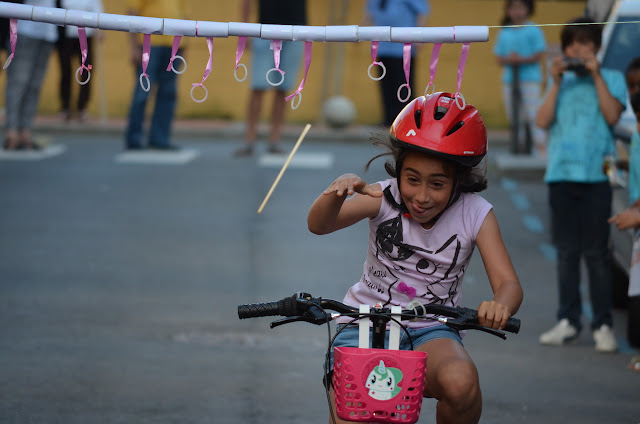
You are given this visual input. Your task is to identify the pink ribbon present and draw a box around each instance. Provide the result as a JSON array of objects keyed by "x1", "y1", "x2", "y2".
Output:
[
  {"x1": 2, "y1": 18, "x2": 17, "y2": 69},
  {"x1": 455, "y1": 43, "x2": 470, "y2": 98},
  {"x1": 141, "y1": 33, "x2": 151, "y2": 78},
  {"x1": 235, "y1": 36, "x2": 247, "y2": 70},
  {"x1": 285, "y1": 41, "x2": 312, "y2": 105},
  {"x1": 78, "y1": 28, "x2": 91, "y2": 71},
  {"x1": 402, "y1": 43, "x2": 411, "y2": 86},
  {"x1": 425, "y1": 43, "x2": 442, "y2": 94},
  {"x1": 271, "y1": 40, "x2": 285, "y2": 76},
  {"x1": 166, "y1": 35, "x2": 182, "y2": 71},
  {"x1": 397, "y1": 281, "x2": 417, "y2": 299},
  {"x1": 396, "y1": 43, "x2": 412, "y2": 102},
  {"x1": 367, "y1": 41, "x2": 386, "y2": 81},
  {"x1": 371, "y1": 41, "x2": 383, "y2": 68},
  {"x1": 193, "y1": 37, "x2": 214, "y2": 88}
]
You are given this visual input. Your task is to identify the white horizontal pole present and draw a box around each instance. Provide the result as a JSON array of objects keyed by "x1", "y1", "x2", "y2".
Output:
[{"x1": 0, "y1": 2, "x2": 489, "y2": 42}]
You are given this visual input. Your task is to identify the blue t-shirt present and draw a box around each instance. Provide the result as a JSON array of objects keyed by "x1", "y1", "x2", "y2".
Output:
[
  {"x1": 544, "y1": 68, "x2": 628, "y2": 183},
  {"x1": 493, "y1": 22, "x2": 546, "y2": 83},
  {"x1": 629, "y1": 129, "x2": 640, "y2": 203},
  {"x1": 367, "y1": 0, "x2": 430, "y2": 58}
]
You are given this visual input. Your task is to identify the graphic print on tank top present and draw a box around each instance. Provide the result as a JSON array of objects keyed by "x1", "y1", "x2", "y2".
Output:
[{"x1": 373, "y1": 213, "x2": 471, "y2": 307}]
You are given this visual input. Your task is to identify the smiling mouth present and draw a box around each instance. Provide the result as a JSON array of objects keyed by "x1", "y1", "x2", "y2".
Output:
[{"x1": 411, "y1": 204, "x2": 431, "y2": 217}]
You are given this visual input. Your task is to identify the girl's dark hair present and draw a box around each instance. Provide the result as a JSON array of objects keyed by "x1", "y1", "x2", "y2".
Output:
[
  {"x1": 501, "y1": 0, "x2": 535, "y2": 26},
  {"x1": 364, "y1": 135, "x2": 488, "y2": 193},
  {"x1": 561, "y1": 17, "x2": 602, "y2": 50}
]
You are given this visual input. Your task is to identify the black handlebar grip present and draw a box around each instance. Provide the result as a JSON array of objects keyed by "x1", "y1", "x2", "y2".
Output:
[
  {"x1": 459, "y1": 306, "x2": 520, "y2": 333},
  {"x1": 237, "y1": 301, "x2": 281, "y2": 319},
  {"x1": 504, "y1": 317, "x2": 520, "y2": 334}
]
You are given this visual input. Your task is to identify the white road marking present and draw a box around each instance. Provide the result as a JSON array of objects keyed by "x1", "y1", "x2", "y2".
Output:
[
  {"x1": 0, "y1": 144, "x2": 66, "y2": 161},
  {"x1": 115, "y1": 149, "x2": 199, "y2": 165},
  {"x1": 258, "y1": 152, "x2": 334, "y2": 169}
]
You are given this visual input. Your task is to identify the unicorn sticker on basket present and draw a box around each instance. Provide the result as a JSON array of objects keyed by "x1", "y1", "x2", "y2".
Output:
[{"x1": 365, "y1": 360, "x2": 403, "y2": 400}]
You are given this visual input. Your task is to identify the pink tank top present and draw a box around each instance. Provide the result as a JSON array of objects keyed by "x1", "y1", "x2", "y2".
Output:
[{"x1": 339, "y1": 178, "x2": 493, "y2": 328}]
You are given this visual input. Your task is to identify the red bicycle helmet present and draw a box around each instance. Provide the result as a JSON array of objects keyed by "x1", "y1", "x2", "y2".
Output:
[{"x1": 389, "y1": 92, "x2": 487, "y2": 167}]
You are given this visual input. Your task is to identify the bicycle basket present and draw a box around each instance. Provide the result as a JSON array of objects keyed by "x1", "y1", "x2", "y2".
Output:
[{"x1": 333, "y1": 347, "x2": 427, "y2": 424}]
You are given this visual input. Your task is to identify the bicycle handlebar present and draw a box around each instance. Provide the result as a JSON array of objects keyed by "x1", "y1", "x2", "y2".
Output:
[{"x1": 238, "y1": 292, "x2": 520, "y2": 339}]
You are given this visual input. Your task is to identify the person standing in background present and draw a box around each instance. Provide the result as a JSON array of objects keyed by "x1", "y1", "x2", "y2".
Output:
[
  {"x1": 536, "y1": 18, "x2": 626, "y2": 353},
  {"x1": 4, "y1": 0, "x2": 58, "y2": 150},
  {"x1": 124, "y1": 0, "x2": 188, "y2": 151},
  {"x1": 233, "y1": 0, "x2": 307, "y2": 157},
  {"x1": 493, "y1": 0, "x2": 547, "y2": 157},
  {"x1": 56, "y1": 0, "x2": 103, "y2": 123},
  {"x1": 363, "y1": 0, "x2": 429, "y2": 128}
]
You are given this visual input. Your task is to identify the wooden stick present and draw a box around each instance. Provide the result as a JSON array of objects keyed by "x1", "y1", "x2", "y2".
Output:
[{"x1": 257, "y1": 123, "x2": 312, "y2": 214}]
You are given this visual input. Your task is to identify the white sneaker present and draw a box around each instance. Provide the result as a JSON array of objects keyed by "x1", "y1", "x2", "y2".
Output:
[
  {"x1": 539, "y1": 319, "x2": 579, "y2": 345},
  {"x1": 593, "y1": 324, "x2": 618, "y2": 353}
]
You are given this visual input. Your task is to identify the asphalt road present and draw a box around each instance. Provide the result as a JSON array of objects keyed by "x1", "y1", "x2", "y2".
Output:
[{"x1": 0, "y1": 132, "x2": 638, "y2": 424}]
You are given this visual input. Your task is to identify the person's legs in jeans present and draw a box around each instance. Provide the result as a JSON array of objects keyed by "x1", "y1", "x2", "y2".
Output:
[
  {"x1": 581, "y1": 182, "x2": 614, "y2": 329},
  {"x1": 4, "y1": 36, "x2": 36, "y2": 148},
  {"x1": 148, "y1": 47, "x2": 177, "y2": 148},
  {"x1": 549, "y1": 182, "x2": 583, "y2": 331},
  {"x1": 17, "y1": 38, "x2": 54, "y2": 147},
  {"x1": 125, "y1": 54, "x2": 152, "y2": 148}
]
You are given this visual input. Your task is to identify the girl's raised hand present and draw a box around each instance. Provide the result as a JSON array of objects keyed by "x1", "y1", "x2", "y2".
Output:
[
  {"x1": 324, "y1": 173, "x2": 383, "y2": 198},
  {"x1": 477, "y1": 300, "x2": 512, "y2": 330}
]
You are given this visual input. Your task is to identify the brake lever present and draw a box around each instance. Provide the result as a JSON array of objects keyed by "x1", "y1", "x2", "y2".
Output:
[
  {"x1": 270, "y1": 316, "x2": 307, "y2": 328},
  {"x1": 270, "y1": 304, "x2": 329, "y2": 328}
]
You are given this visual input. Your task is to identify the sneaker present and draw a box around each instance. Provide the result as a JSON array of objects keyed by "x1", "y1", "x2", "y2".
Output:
[
  {"x1": 593, "y1": 324, "x2": 618, "y2": 353},
  {"x1": 539, "y1": 319, "x2": 579, "y2": 346},
  {"x1": 267, "y1": 144, "x2": 285, "y2": 155}
]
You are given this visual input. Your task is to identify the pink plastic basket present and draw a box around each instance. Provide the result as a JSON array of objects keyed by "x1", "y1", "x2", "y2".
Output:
[{"x1": 333, "y1": 347, "x2": 428, "y2": 423}]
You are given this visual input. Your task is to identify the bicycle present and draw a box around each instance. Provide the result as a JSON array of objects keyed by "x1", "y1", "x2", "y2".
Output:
[{"x1": 238, "y1": 292, "x2": 521, "y2": 424}]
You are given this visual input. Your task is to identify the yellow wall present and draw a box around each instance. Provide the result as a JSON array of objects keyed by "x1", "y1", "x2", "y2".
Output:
[{"x1": 1, "y1": 1, "x2": 584, "y2": 127}]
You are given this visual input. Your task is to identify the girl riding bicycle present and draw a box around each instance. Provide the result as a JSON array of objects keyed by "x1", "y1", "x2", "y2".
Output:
[{"x1": 307, "y1": 92, "x2": 523, "y2": 424}]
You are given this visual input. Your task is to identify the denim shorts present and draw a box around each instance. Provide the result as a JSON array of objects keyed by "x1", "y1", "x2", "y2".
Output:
[{"x1": 323, "y1": 324, "x2": 462, "y2": 384}]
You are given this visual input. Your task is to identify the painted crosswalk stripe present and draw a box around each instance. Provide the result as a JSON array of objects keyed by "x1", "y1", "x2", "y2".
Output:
[
  {"x1": 523, "y1": 215, "x2": 544, "y2": 233},
  {"x1": 115, "y1": 149, "x2": 198, "y2": 165},
  {"x1": 258, "y1": 152, "x2": 333, "y2": 169},
  {"x1": 0, "y1": 144, "x2": 66, "y2": 161}
]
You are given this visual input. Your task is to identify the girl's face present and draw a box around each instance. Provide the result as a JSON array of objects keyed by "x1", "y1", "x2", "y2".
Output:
[
  {"x1": 399, "y1": 151, "x2": 455, "y2": 230},
  {"x1": 507, "y1": 0, "x2": 530, "y2": 25}
]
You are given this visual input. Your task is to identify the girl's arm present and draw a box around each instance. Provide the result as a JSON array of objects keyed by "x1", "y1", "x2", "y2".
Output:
[
  {"x1": 308, "y1": 174, "x2": 383, "y2": 235},
  {"x1": 475, "y1": 210, "x2": 524, "y2": 330},
  {"x1": 536, "y1": 56, "x2": 565, "y2": 129}
]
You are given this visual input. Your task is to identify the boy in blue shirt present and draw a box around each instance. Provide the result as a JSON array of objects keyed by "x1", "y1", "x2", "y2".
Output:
[{"x1": 537, "y1": 17, "x2": 627, "y2": 352}]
